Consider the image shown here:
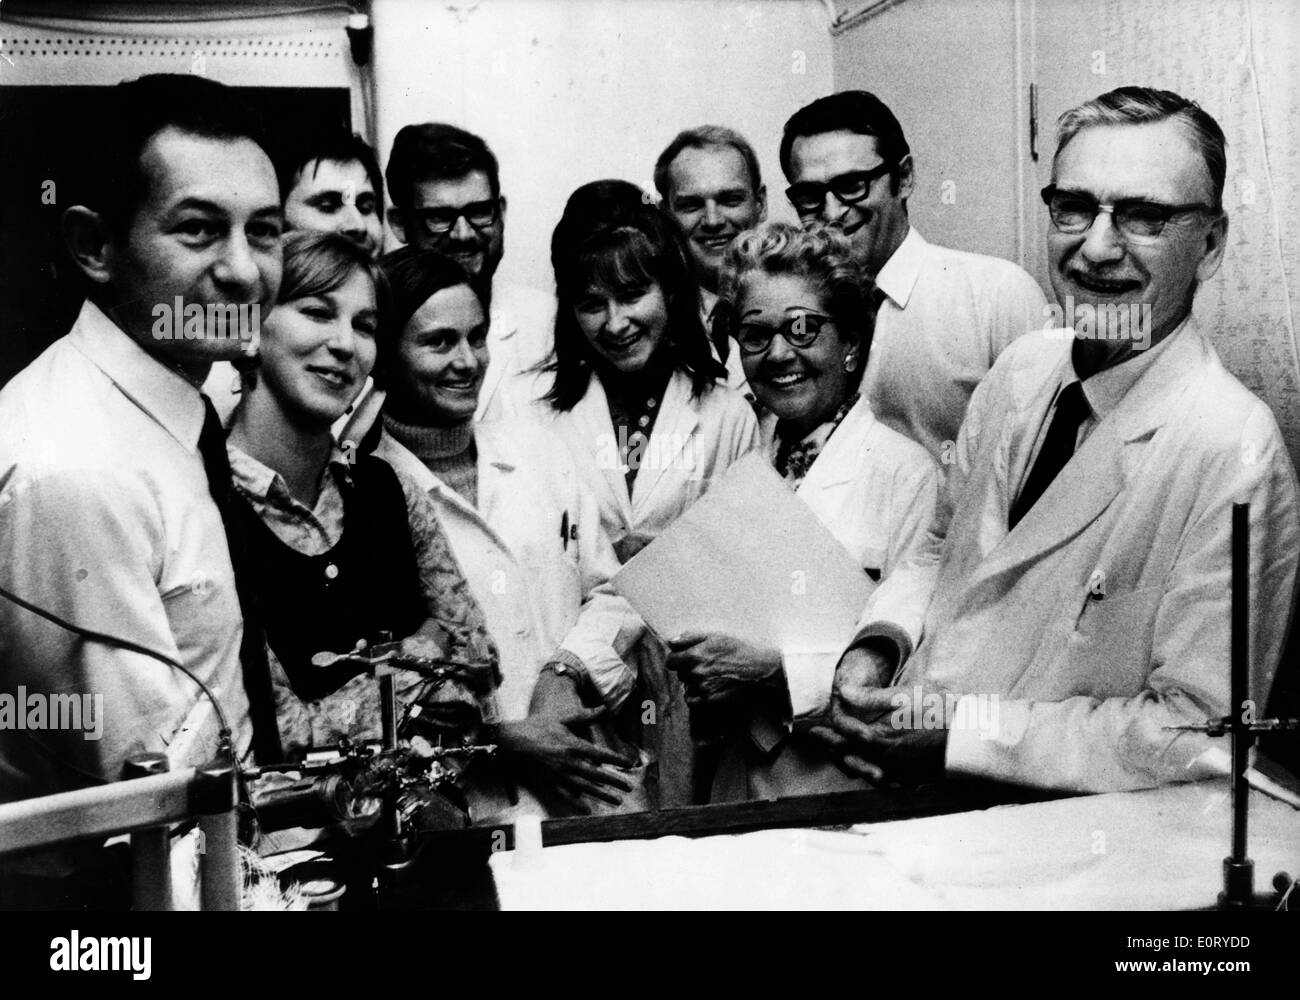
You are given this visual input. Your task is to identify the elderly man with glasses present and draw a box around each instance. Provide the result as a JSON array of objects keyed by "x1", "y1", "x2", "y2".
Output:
[
  {"x1": 383, "y1": 123, "x2": 556, "y2": 423},
  {"x1": 781, "y1": 91, "x2": 1048, "y2": 464},
  {"x1": 812, "y1": 86, "x2": 1300, "y2": 793}
]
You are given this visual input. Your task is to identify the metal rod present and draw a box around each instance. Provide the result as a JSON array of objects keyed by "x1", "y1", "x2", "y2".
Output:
[
  {"x1": 0, "y1": 768, "x2": 200, "y2": 856},
  {"x1": 195, "y1": 756, "x2": 239, "y2": 912},
  {"x1": 380, "y1": 673, "x2": 398, "y2": 752},
  {"x1": 198, "y1": 809, "x2": 240, "y2": 912},
  {"x1": 1230, "y1": 502, "x2": 1251, "y2": 864},
  {"x1": 123, "y1": 754, "x2": 173, "y2": 911}
]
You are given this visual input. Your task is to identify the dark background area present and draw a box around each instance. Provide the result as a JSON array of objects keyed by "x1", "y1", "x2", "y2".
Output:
[{"x1": 0, "y1": 84, "x2": 351, "y2": 388}]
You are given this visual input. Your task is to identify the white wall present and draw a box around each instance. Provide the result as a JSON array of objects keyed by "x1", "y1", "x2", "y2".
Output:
[
  {"x1": 371, "y1": 0, "x2": 834, "y2": 293},
  {"x1": 1027, "y1": 0, "x2": 1300, "y2": 474},
  {"x1": 833, "y1": 0, "x2": 1030, "y2": 268}
]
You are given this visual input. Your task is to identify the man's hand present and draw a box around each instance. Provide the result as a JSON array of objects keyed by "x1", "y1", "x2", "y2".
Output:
[
  {"x1": 810, "y1": 678, "x2": 948, "y2": 783},
  {"x1": 495, "y1": 709, "x2": 637, "y2": 813},
  {"x1": 665, "y1": 632, "x2": 784, "y2": 709}
]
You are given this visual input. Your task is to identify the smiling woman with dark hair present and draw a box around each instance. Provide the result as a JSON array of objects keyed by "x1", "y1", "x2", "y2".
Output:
[
  {"x1": 540, "y1": 180, "x2": 761, "y2": 804},
  {"x1": 226, "y1": 231, "x2": 499, "y2": 756},
  {"x1": 544, "y1": 180, "x2": 760, "y2": 561}
]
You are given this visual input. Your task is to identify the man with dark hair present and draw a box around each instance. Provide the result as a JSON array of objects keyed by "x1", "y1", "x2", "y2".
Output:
[
  {"x1": 782, "y1": 90, "x2": 1047, "y2": 464},
  {"x1": 281, "y1": 129, "x2": 385, "y2": 258},
  {"x1": 383, "y1": 122, "x2": 555, "y2": 422},
  {"x1": 0, "y1": 74, "x2": 281, "y2": 903},
  {"x1": 655, "y1": 125, "x2": 766, "y2": 397},
  {"x1": 815, "y1": 87, "x2": 1299, "y2": 792}
]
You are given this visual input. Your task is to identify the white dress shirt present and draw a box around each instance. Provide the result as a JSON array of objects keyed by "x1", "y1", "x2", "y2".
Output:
[
  {"x1": 0, "y1": 300, "x2": 251, "y2": 805},
  {"x1": 867, "y1": 227, "x2": 1049, "y2": 465}
]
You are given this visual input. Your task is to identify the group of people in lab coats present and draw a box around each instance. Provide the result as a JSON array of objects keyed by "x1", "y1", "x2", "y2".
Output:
[{"x1": 2, "y1": 71, "x2": 1298, "y2": 892}]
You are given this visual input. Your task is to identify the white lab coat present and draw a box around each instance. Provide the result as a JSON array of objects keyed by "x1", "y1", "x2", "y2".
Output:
[
  {"x1": 866, "y1": 317, "x2": 1300, "y2": 792},
  {"x1": 476, "y1": 281, "x2": 556, "y2": 424},
  {"x1": 771, "y1": 396, "x2": 942, "y2": 717},
  {"x1": 546, "y1": 368, "x2": 760, "y2": 804},
  {"x1": 546, "y1": 368, "x2": 761, "y2": 554},
  {"x1": 373, "y1": 419, "x2": 643, "y2": 720},
  {"x1": 712, "y1": 396, "x2": 943, "y2": 801}
]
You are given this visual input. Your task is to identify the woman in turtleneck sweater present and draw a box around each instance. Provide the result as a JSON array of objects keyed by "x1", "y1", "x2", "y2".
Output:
[
  {"x1": 541, "y1": 181, "x2": 761, "y2": 804},
  {"x1": 373, "y1": 248, "x2": 648, "y2": 819}
]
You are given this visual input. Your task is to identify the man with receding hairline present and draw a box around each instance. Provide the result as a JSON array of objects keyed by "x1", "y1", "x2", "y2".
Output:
[
  {"x1": 655, "y1": 125, "x2": 767, "y2": 398},
  {"x1": 814, "y1": 87, "x2": 1299, "y2": 793}
]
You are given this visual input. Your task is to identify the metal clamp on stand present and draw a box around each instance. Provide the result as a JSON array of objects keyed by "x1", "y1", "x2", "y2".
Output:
[{"x1": 1166, "y1": 502, "x2": 1298, "y2": 910}]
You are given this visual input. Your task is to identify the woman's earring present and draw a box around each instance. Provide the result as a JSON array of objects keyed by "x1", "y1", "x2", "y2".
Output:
[{"x1": 843, "y1": 353, "x2": 858, "y2": 373}]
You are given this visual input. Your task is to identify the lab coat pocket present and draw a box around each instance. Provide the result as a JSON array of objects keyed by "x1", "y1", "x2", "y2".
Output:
[
  {"x1": 1063, "y1": 585, "x2": 1163, "y2": 699},
  {"x1": 518, "y1": 547, "x2": 584, "y2": 636}
]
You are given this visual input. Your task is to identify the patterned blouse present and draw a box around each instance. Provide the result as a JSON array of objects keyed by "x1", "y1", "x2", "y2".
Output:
[
  {"x1": 227, "y1": 442, "x2": 499, "y2": 752},
  {"x1": 770, "y1": 394, "x2": 861, "y2": 491}
]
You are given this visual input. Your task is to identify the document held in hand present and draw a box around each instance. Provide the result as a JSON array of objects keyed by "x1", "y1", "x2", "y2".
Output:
[{"x1": 611, "y1": 453, "x2": 873, "y2": 657}]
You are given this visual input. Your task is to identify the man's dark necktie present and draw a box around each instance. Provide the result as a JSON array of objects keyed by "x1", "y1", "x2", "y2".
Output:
[
  {"x1": 198, "y1": 398, "x2": 283, "y2": 762},
  {"x1": 1008, "y1": 381, "x2": 1091, "y2": 530}
]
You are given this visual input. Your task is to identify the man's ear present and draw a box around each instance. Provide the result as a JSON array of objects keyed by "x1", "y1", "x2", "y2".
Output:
[
  {"x1": 895, "y1": 154, "x2": 915, "y2": 201},
  {"x1": 1196, "y1": 211, "x2": 1229, "y2": 284},
  {"x1": 497, "y1": 194, "x2": 508, "y2": 224},
  {"x1": 61, "y1": 205, "x2": 115, "y2": 286},
  {"x1": 756, "y1": 184, "x2": 768, "y2": 222},
  {"x1": 387, "y1": 206, "x2": 409, "y2": 244}
]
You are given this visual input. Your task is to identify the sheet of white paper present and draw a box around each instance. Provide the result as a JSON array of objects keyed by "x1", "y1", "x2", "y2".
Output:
[{"x1": 612, "y1": 453, "x2": 872, "y2": 656}]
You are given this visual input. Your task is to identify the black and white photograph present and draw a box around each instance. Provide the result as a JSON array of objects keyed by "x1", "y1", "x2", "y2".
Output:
[{"x1": 0, "y1": 0, "x2": 1296, "y2": 966}]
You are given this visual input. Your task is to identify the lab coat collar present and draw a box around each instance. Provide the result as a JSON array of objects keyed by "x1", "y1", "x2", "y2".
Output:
[
  {"x1": 628, "y1": 368, "x2": 702, "y2": 515},
  {"x1": 488, "y1": 277, "x2": 523, "y2": 344},
  {"x1": 373, "y1": 425, "x2": 518, "y2": 552},
  {"x1": 567, "y1": 372, "x2": 636, "y2": 526},
  {"x1": 476, "y1": 279, "x2": 523, "y2": 420},
  {"x1": 66, "y1": 299, "x2": 207, "y2": 453},
  {"x1": 1073, "y1": 313, "x2": 1189, "y2": 427},
  {"x1": 798, "y1": 395, "x2": 877, "y2": 492},
  {"x1": 976, "y1": 315, "x2": 1213, "y2": 583},
  {"x1": 873, "y1": 226, "x2": 926, "y2": 310},
  {"x1": 756, "y1": 394, "x2": 874, "y2": 492}
]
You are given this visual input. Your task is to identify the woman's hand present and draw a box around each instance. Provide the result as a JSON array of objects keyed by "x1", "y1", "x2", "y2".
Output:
[{"x1": 665, "y1": 632, "x2": 784, "y2": 709}]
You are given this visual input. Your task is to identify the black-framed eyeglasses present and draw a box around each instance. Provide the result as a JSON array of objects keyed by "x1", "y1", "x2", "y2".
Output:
[
  {"x1": 1040, "y1": 185, "x2": 1217, "y2": 241},
  {"x1": 410, "y1": 199, "x2": 501, "y2": 236},
  {"x1": 736, "y1": 313, "x2": 832, "y2": 355},
  {"x1": 785, "y1": 162, "x2": 895, "y2": 215}
]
